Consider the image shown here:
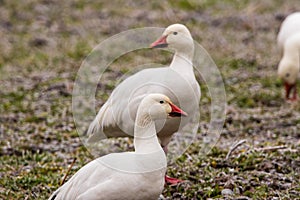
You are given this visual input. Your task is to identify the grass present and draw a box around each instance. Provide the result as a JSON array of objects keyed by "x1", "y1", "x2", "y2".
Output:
[{"x1": 0, "y1": 0, "x2": 300, "y2": 199}]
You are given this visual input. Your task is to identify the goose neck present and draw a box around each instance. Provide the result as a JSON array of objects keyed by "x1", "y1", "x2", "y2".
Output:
[
  {"x1": 170, "y1": 52, "x2": 194, "y2": 76},
  {"x1": 284, "y1": 36, "x2": 300, "y2": 64},
  {"x1": 134, "y1": 114, "x2": 162, "y2": 153}
]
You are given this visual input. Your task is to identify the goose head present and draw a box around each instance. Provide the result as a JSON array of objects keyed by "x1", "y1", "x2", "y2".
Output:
[
  {"x1": 278, "y1": 58, "x2": 298, "y2": 99},
  {"x1": 139, "y1": 94, "x2": 187, "y2": 122},
  {"x1": 150, "y1": 24, "x2": 194, "y2": 55},
  {"x1": 278, "y1": 59, "x2": 298, "y2": 85}
]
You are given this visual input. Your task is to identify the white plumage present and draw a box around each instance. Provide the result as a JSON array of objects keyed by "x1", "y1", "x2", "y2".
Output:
[
  {"x1": 49, "y1": 94, "x2": 187, "y2": 200},
  {"x1": 87, "y1": 24, "x2": 200, "y2": 149},
  {"x1": 277, "y1": 12, "x2": 300, "y2": 100}
]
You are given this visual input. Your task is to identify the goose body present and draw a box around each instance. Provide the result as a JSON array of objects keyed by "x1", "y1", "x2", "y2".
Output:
[
  {"x1": 277, "y1": 12, "x2": 300, "y2": 100},
  {"x1": 87, "y1": 24, "x2": 200, "y2": 148},
  {"x1": 277, "y1": 12, "x2": 300, "y2": 51},
  {"x1": 49, "y1": 94, "x2": 186, "y2": 200}
]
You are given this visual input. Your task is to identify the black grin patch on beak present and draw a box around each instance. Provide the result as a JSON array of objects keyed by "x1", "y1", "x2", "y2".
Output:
[
  {"x1": 153, "y1": 43, "x2": 168, "y2": 48},
  {"x1": 168, "y1": 112, "x2": 182, "y2": 117}
]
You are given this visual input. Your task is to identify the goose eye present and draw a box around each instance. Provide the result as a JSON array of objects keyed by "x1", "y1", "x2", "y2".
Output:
[
  {"x1": 286, "y1": 73, "x2": 290, "y2": 77},
  {"x1": 159, "y1": 100, "x2": 164, "y2": 104},
  {"x1": 173, "y1": 32, "x2": 178, "y2": 35}
]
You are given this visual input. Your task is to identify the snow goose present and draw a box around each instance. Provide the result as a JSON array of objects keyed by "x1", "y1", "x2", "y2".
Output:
[
  {"x1": 49, "y1": 94, "x2": 187, "y2": 200},
  {"x1": 277, "y1": 12, "x2": 300, "y2": 101},
  {"x1": 87, "y1": 24, "x2": 200, "y2": 184},
  {"x1": 87, "y1": 24, "x2": 199, "y2": 147}
]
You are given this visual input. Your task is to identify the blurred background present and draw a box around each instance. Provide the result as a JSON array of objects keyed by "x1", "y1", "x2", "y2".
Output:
[{"x1": 0, "y1": 0, "x2": 299, "y2": 199}]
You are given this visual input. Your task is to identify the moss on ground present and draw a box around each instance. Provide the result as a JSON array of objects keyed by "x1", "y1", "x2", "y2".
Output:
[{"x1": 0, "y1": 0, "x2": 299, "y2": 199}]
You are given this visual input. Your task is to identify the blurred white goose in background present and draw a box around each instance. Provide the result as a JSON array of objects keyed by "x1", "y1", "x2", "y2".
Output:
[
  {"x1": 277, "y1": 12, "x2": 300, "y2": 101},
  {"x1": 49, "y1": 94, "x2": 187, "y2": 200},
  {"x1": 87, "y1": 24, "x2": 200, "y2": 184}
]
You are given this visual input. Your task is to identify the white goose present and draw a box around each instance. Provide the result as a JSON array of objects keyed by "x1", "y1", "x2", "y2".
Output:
[
  {"x1": 277, "y1": 12, "x2": 300, "y2": 101},
  {"x1": 49, "y1": 94, "x2": 187, "y2": 200},
  {"x1": 88, "y1": 24, "x2": 199, "y2": 143},
  {"x1": 87, "y1": 24, "x2": 200, "y2": 184}
]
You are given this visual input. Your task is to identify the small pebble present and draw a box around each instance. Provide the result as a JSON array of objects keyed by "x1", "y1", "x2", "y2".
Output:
[{"x1": 221, "y1": 188, "x2": 233, "y2": 196}]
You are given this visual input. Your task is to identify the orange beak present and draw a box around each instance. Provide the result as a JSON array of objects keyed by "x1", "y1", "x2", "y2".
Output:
[
  {"x1": 285, "y1": 82, "x2": 297, "y2": 100},
  {"x1": 168, "y1": 103, "x2": 188, "y2": 117},
  {"x1": 150, "y1": 35, "x2": 168, "y2": 48},
  {"x1": 285, "y1": 82, "x2": 293, "y2": 99}
]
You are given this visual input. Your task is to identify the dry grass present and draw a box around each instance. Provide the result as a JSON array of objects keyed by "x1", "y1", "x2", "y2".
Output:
[{"x1": 0, "y1": 0, "x2": 299, "y2": 199}]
